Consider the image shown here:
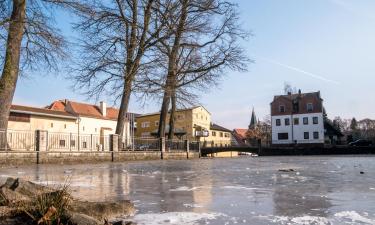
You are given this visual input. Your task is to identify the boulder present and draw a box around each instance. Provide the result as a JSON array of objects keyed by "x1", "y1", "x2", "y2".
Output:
[
  {"x1": 70, "y1": 200, "x2": 135, "y2": 221},
  {"x1": 65, "y1": 211, "x2": 101, "y2": 225}
]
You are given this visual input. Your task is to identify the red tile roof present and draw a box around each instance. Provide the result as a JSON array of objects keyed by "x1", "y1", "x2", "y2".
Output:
[
  {"x1": 233, "y1": 129, "x2": 247, "y2": 139},
  {"x1": 47, "y1": 100, "x2": 122, "y2": 121},
  {"x1": 232, "y1": 128, "x2": 248, "y2": 146}
]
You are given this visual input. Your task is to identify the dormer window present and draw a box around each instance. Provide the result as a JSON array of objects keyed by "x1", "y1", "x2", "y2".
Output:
[
  {"x1": 307, "y1": 103, "x2": 313, "y2": 112},
  {"x1": 279, "y1": 105, "x2": 285, "y2": 113}
]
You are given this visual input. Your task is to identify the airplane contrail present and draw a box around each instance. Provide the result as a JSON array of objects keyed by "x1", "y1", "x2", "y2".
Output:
[{"x1": 256, "y1": 56, "x2": 340, "y2": 85}]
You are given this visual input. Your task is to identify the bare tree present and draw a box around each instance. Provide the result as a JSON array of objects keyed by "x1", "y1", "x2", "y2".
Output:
[
  {"x1": 0, "y1": 0, "x2": 66, "y2": 131},
  {"x1": 69, "y1": 0, "x2": 169, "y2": 143},
  {"x1": 153, "y1": 0, "x2": 248, "y2": 139}
]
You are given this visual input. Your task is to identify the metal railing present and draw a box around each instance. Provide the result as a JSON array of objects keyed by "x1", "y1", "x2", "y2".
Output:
[
  {"x1": 189, "y1": 141, "x2": 200, "y2": 152},
  {"x1": 48, "y1": 132, "x2": 110, "y2": 151},
  {"x1": 128, "y1": 138, "x2": 160, "y2": 151},
  {"x1": 166, "y1": 139, "x2": 186, "y2": 151},
  {"x1": 0, "y1": 130, "x2": 36, "y2": 151},
  {"x1": 201, "y1": 140, "x2": 237, "y2": 148}
]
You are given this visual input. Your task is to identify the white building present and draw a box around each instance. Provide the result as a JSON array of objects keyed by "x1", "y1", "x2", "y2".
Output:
[
  {"x1": 270, "y1": 91, "x2": 325, "y2": 145},
  {"x1": 6, "y1": 100, "x2": 135, "y2": 151}
]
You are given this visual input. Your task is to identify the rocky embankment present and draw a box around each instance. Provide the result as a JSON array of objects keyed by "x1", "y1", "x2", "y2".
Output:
[{"x1": 0, "y1": 177, "x2": 136, "y2": 225}]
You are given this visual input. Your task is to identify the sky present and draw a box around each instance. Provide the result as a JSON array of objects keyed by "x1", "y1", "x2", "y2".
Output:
[{"x1": 13, "y1": 0, "x2": 375, "y2": 130}]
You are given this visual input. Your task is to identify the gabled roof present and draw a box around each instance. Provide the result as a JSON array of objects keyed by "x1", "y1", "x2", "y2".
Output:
[
  {"x1": 233, "y1": 128, "x2": 247, "y2": 139},
  {"x1": 10, "y1": 105, "x2": 77, "y2": 120},
  {"x1": 210, "y1": 123, "x2": 231, "y2": 132},
  {"x1": 232, "y1": 128, "x2": 248, "y2": 146},
  {"x1": 272, "y1": 91, "x2": 322, "y2": 103},
  {"x1": 47, "y1": 100, "x2": 135, "y2": 121}
]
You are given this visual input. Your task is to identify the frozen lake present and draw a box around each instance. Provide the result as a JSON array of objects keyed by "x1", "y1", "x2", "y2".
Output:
[{"x1": 1, "y1": 156, "x2": 375, "y2": 225}]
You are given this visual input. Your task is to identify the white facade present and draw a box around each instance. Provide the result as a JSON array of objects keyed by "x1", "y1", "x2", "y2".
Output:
[{"x1": 272, "y1": 112, "x2": 324, "y2": 144}]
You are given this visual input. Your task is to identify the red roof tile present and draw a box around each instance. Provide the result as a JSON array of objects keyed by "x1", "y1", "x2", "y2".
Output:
[{"x1": 46, "y1": 100, "x2": 124, "y2": 121}]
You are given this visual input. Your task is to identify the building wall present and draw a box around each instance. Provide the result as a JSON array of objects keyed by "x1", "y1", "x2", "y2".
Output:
[
  {"x1": 135, "y1": 106, "x2": 212, "y2": 141},
  {"x1": 272, "y1": 113, "x2": 324, "y2": 144},
  {"x1": 203, "y1": 129, "x2": 232, "y2": 147},
  {"x1": 8, "y1": 115, "x2": 77, "y2": 133}
]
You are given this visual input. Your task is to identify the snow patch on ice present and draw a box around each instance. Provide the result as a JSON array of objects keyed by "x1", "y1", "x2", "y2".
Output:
[
  {"x1": 334, "y1": 211, "x2": 375, "y2": 224},
  {"x1": 263, "y1": 211, "x2": 375, "y2": 225},
  {"x1": 170, "y1": 186, "x2": 206, "y2": 191},
  {"x1": 221, "y1": 185, "x2": 258, "y2": 191},
  {"x1": 133, "y1": 211, "x2": 225, "y2": 225}
]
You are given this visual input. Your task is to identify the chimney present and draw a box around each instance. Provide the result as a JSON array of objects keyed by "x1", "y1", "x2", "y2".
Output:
[{"x1": 100, "y1": 101, "x2": 107, "y2": 117}]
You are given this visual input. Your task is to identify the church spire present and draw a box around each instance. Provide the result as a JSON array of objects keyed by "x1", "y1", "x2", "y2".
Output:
[{"x1": 249, "y1": 107, "x2": 257, "y2": 129}]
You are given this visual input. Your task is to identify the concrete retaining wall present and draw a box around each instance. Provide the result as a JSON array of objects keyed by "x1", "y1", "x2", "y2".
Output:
[{"x1": 0, "y1": 150, "x2": 200, "y2": 166}]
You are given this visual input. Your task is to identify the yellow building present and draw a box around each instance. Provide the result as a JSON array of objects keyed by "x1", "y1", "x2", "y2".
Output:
[{"x1": 136, "y1": 106, "x2": 233, "y2": 147}]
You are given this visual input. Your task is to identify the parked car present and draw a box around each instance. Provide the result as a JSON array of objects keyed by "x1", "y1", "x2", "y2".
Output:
[{"x1": 348, "y1": 139, "x2": 373, "y2": 147}]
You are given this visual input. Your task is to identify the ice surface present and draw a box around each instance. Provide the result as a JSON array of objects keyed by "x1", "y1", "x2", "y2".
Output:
[{"x1": 133, "y1": 212, "x2": 225, "y2": 225}]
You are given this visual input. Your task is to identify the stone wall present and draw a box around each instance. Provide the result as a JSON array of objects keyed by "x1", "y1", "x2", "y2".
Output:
[{"x1": 0, "y1": 151, "x2": 200, "y2": 166}]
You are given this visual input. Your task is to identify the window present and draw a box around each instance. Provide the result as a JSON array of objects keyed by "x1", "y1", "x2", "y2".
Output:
[
  {"x1": 141, "y1": 132, "x2": 151, "y2": 137},
  {"x1": 64, "y1": 124, "x2": 67, "y2": 129},
  {"x1": 59, "y1": 140, "x2": 66, "y2": 147},
  {"x1": 303, "y1": 117, "x2": 308, "y2": 125},
  {"x1": 82, "y1": 126, "x2": 85, "y2": 131},
  {"x1": 155, "y1": 121, "x2": 159, "y2": 126},
  {"x1": 285, "y1": 118, "x2": 290, "y2": 126},
  {"x1": 313, "y1": 117, "x2": 318, "y2": 124},
  {"x1": 141, "y1": 122, "x2": 150, "y2": 128},
  {"x1": 307, "y1": 103, "x2": 313, "y2": 112},
  {"x1": 212, "y1": 131, "x2": 216, "y2": 136},
  {"x1": 220, "y1": 132, "x2": 223, "y2": 137},
  {"x1": 224, "y1": 133, "x2": 230, "y2": 138},
  {"x1": 313, "y1": 132, "x2": 319, "y2": 139},
  {"x1": 51, "y1": 123, "x2": 54, "y2": 128},
  {"x1": 82, "y1": 141, "x2": 87, "y2": 148},
  {"x1": 70, "y1": 140, "x2": 76, "y2": 147},
  {"x1": 95, "y1": 128, "x2": 97, "y2": 132},
  {"x1": 278, "y1": 133, "x2": 289, "y2": 140},
  {"x1": 294, "y1": 118, "x2": 299, "y2": 125},
  {"x1": 177, "y1": 115, "x2": 184, "y2": 120},
  {"x1": 279, "y1": 105, "x2": 285, "y2": 113},
  {"x1": 304, "y1": 132, "x2": 309, "y2": 139},
  {"x1": 276, "y1": 119, "x2": 281, "y2": 126}
]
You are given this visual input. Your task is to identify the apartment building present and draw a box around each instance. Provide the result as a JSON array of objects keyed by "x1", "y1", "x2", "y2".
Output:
[{"x1": 270, "y1": 90, "x2": 325, "y2": 145}]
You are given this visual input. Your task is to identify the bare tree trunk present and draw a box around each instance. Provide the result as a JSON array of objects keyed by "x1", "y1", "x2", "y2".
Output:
[
  {"x1": 115, "y1": 79, "x2": 132, "y2": 148},
  {"x1": 115, "y1": 0, "x2": 138, "y2": 143},
  {"x1": 0, "y1": 0, "x2": 26, "y2": 131},
  {"x1": 168, "y1": 89, "x2": 176, "y2": 140},
  {"x1": 158, "y1": 0, "x2": 188, "y2": 138}
]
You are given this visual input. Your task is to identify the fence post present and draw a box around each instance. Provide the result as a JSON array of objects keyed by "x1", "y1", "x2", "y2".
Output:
[
  {"x1": 258, "y1": 139, "x2": 262, "y2": 155},
  {"x1": 160, "y1": 137, "x2": 165, "y2": 159},
  {"x1": 35, "y1": 130, "x2": 48, "y2": 164},
  {"x1": 110, "y1": 134, "x2": 119, "y2": 162},
  {"x1": 198, "y1": 141, "x2": 201, "y2": 158},
  {"x1": 185, "y1": 139, "x2": 189, "y2": 159}
]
